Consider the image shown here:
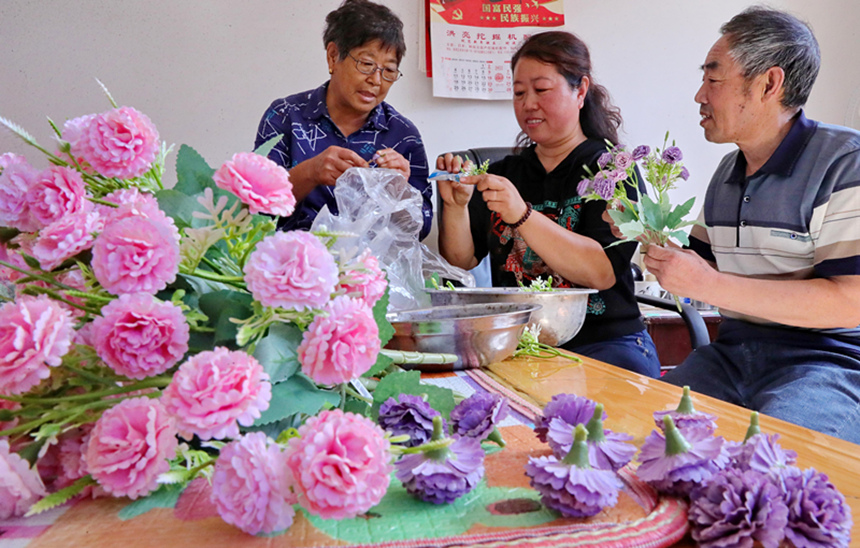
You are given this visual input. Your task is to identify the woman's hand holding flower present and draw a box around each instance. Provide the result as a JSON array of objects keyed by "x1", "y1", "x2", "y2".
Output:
[
  {"x1": 435, "y1": 153, "x2": 474, "y2": 208},
  {"x1": 465, "y1": 173, "x2": 528, "y2": 226},
  {"x1": 373, "y1": 147, "x2": 410, "y2": 179}
]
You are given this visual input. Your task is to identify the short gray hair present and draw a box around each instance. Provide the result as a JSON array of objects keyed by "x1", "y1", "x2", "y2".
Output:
[{"x1": 721, "y1": 7, "x2": 820, "y2": 109}]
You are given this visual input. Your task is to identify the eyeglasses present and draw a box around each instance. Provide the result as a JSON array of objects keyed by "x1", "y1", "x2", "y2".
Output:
[{"x1": 347, "y1": 53, "x2": 402, "y2": 82}]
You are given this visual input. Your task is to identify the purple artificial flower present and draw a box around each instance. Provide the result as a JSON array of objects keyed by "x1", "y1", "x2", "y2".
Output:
[
  {"x1": 688, "y1": 467, "x2": 789, "y2": 548},
  {"x1": 613, "y1": 151, "x2": 634, "y2": 170},
  {"x1": 631, "y1": 145, "x2": 650, "y2": 161},
  {"x1": 609, "y1": 168, "x2": 628, "y2": 184},
  {"x1": 526, "y1": 424, "x2": 623, "y2": 517},
  {"x1": 378, "y1": 394, "x2": 441, "y2": 448},
  {"x1": 535, "y1": 393, "x2": 602, "y2": 444},
  {"x1": 661, "y1": 146, "x2": 683, "y2": 164},
  {"x1": 450, "y1": 392, "x2": 509, "y2": 444},
  {"x1": 546, "y1": 403, "x2": 636, "y2": 472},
  {"x1": 637, "y1": 415, "x2": 729, "y2": 497},
  {"x1": 778, "y1": 467, "x2": 853, "y2": 548},
  {"x1": 576, "y1": 178, "x2": 592, "y2": 197},
  {"x1": 592, "y1": 173, "x2": 616, "y2": 201},
  {"x1": 395, "y1": 416, "x2": 485, "y2": 504},
  {"x1": 679, "y1": 166, "x2": 690, "y2": 180},
  {"x1": 729, "y1": 433, "x2": 797, "y2": 474},
  {"x1": 653, "y1": 385, "x2": 718, "y2": 434},
  {"x1": 597, "y1": 151, "x2": 612, "y2": 169}
]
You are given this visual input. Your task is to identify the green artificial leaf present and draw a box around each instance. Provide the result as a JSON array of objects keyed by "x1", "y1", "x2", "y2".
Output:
[
  {"x1": 118, "y1": 483, "x2": 185, "y2": 520},
  {"x1": 606, "y1": 205, "x2": 637, "y2": 226},
  {"x1": 615, "y1": 219, "x2": 646, "y2": 241},
  {"x1": 254, "y1": 374, "x2": 341, "y2": 426},
  {"x1": 26, "y1": 476, "x2": 97, "y2": 517},
  {"x1": 253, "y1": 134, "x2": 283, "y2": 157},
  {"x1": 154, "y1": 188, "x2": 203, "y2": 230},
  {"x1": 306, "y1": 475, "x2": 554, "y2": 544},
  {"x1": 253, "y1": 322, "x2": 303, "y2": 383},
  {"x1": 374, "y1": 287, "x2": 395, "y2": 347},
  {"x1": 370, "y1": 370, "x2": 455, "y2": 420},
  {"x1": 638, "y1": 194, "x2": 666, "y2": 232},
  {"x1": 665, "y1": 196, "x2": 697, "y2": 230},
  {"x1": 365, "y1": 352, "x2": 394, "y2": 378},
  {"x1": 667, "y1": 229, "x2": 691, "y2": 246},
  {"x1": 198, "y1": 290, "x2": 253, "y2": 346},
  {"x1": 174, "y1": 144, "x2": 215, "y2": 196},
  {"x1": 343, "y1": 398, "x2": 371, "y2": 417},
  {"x1": 425, "y1": 272, "x2": 441, "y2": 289}
]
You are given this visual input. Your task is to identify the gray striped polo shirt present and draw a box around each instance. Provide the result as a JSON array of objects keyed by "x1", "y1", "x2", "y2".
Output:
[{"x1": 688, "y1": 111, "x2": 860, "y2": 338}]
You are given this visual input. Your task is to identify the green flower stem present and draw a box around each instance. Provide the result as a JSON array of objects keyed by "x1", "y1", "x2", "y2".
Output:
[
  {"x1": 662, "y1": 415, "x2": 692, "y2": 456},
  {"x1": 425, "y1": 415, "x2": 453, "y2": 461},
  {"x1": 188, "y1": 268, "x2": 245, "y2": 286},
  {"x1": 0, "y1": 395, "x2": 141, "y2": 437},
  {"x1": 64, "y1": 364, "x2": 126, "y2": 385},
  {"x1": 20, "y1": 286, "x2": 103, "y2": 315},
  {"x1": 585, "y1": 403, "x2": 606, "y2": 443},
  {"x1": 675, "y1": 386, "x2": 696, "y2": 414},
  {"x1": 0, "y1": 376, "x2": 171, "y2": 405},
  {"x1": 561, "y1": 424, "x2": 591, "y2": 467},
  {"x1": 744, "y1": 411, "x2": 761, "y2": 442},
  {"x1": 343, "y1": 385, "x2": 372, "y2": 404},
  {"x1": 486, "y1": 427, "x2": 506, "y2": 448},
  {"x1": 0, "y1": 261, "x2": 78, "y2": 292},
  {"x1": 87, "y1": 197, "x2": 119, "y2": 208}
]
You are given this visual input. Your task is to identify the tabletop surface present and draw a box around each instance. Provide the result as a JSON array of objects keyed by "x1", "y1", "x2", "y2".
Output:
[{"x1": 2, "y1": 353, "x2": 856, "y2": 547}]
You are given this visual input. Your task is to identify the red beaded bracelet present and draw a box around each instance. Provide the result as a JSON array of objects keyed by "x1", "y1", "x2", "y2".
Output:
[{"x1": 509, "y1": 201, "x2": 532, "y2": 229}]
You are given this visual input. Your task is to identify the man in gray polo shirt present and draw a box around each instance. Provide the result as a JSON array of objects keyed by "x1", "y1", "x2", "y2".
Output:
[{"x1": 643, "y1": 7, "x2": 860, "y2": 444}]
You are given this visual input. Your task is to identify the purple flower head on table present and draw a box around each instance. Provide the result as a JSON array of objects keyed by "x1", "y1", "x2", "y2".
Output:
[
  {"x1": 378, "y1": 394, "x2": 440, "y2": 448},
  {"x1": 631, "y1": 145, "x2": 650, "y2": 161},
  {"x1": 727, "y1": 412, "x2": 797, "y2": 474},
  {"x1": 661, "y1": 146, "x2": 683, "y2": 164},
  {"x1": 526, "y1": 424, "x2": 623, "y2": 518},
  {"x1": 534, "y1": 393, "x2": 602, "y2": 444},
  {"x1": 688, "y1": 467, "x2": 789, "y2": 548},
  {"x1": 395, "y1": 416, "x2": 485, "y2": 504},
  {"x1": 545, "y1": 403, "x2": 636, "y2": 471},
  {"x1": 637, "y1": 415, "x2": 729, "y2": 497},
  {"x1": 450, "y1": 392, "x2": 509, "y2": 443},
  {"x1": 653, "y1": 385, "x2": 718, "y2": 435},
  {"x1": 777, "y1": 466, "x2": 853, "y2": 548}
]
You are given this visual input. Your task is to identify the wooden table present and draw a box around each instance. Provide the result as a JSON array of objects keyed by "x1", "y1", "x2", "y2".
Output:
[
  {"x1": 2, "y1": 354, "x2": 856, "y2": 547},
  {"x1": 484, "y1": 354, "x2": 860, "y2": 543}
]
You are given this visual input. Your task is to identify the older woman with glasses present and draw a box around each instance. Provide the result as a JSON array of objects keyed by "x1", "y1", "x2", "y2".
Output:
[{"x1": 255, "y1": 0, "x2": 432, "y2": 239}]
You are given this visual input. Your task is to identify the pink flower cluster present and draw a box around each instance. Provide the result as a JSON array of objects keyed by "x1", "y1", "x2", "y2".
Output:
[
  {"x1": 0, "y1": 295, "x2": 74, "y2": 395},
  {"x1": 244, "y1": 231, "x2": 338, "y2": 310},
  {"x1": 62, "y1": 106, "x2": 160, "y2": 179},
  {"x1": 0, "y1": 439, "x2": 47, "y2": 518},
  {"x1": 211, "y1": 432, "x2": 297, "y2": 535},
  {"x1": 337, "y1": 248, "x2": 388, "y2": 307},
  {"x1": 213, "y1": 152, "x2": 295, "y2": 217},
  {"x1": 161, "y1": 347, "x2": 272, "y2": 440},
  {"x1": 286, "y1": 409, "x2": 391, "y2": 520},
  {"x1": 298, "y1": 296, "x2": 380, "y2": 385},
  {"x1": 91, "y1": 293, "x2": 190, "y2": 379},
  {"x1": 83, "y1": 397, "x2": 178, "y2": 499},
  {"x1": 0, "y1": 153, "x2": 40, "y2": 232}
]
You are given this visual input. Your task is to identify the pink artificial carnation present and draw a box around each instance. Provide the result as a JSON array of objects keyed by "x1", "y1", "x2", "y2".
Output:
[
  {"x1": 0, "y1": 153, "x2": 40, "y2": 232},
  {"x1": 26, "y1": 166, "x2": 88, "y2": 228},
  {"x1": 161, "y1": 347, "x2": 272, "y2": 441},
  {"x1": 243, "y1": 231, "x2": 338, "y2": 310},
  {"x1": 337, "y1": 248, "x2": 387, "y2": 307},
  {"x1": 213, "y1": 152, "x2": 295, "y2": 216},
  {"x1": 64, "y1": 107, "x2": 160, "y2": 179},
  {"x1": 91, "y1": 215, "x2": 180, "y2": 295},
  {"x1": 0, "y1": 238, "x2": 31, "y2": 282},
  {"x1": 84, "y1": 397, "x2": 178, "y2": 499},
  {"x1": 298, "y1": 296, "x2": 380, "y2": 385},
  {"x1": 97, "y1": 188, "x2": 179, "y2": 244},
  {"x1": 31, "y1": 209, "x2": 104, "y2": 271},
  {"x1": 286, "y1": 409, "x2": 391, "y2": 520},
  {"x1": 0, "y1": 439, "x2": 47, "y2": 519},
  {"x1": 91, "y1": 293, "x2": 190, "y2": 380},
  {"x1": 210, "y1": 432, "x2": 297, "y2": 535},
  {"x1": 0, "y1": 295, "x2": 74, "y2": 395}
]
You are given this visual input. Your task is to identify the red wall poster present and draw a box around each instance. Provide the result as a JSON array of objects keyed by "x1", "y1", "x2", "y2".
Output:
[{"x1": 427, "y1": 0, "x2": 565, "y2": 100}]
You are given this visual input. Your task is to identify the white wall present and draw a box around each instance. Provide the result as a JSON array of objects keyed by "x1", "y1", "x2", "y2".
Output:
[{"x1": 3, "y1": 1, "x2": 860, "y2": 251}]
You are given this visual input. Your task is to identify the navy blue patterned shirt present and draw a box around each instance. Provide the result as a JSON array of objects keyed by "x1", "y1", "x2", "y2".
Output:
[{"x1": 255, "y1": 82, "x2": 432, "y2": 240}]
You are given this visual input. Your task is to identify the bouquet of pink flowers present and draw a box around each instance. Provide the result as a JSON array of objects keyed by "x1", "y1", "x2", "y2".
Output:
[
  {"x1": 577, "y1": 132, "x2": 700, "y2": 247},
  {"x1": 0, "y1": 85, "x2": 506, "y2": 536}
]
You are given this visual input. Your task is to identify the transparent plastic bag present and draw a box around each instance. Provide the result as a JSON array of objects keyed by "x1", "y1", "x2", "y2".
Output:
[{"x1": 311, "y1": 167, "x2": 475, "y2": 311}]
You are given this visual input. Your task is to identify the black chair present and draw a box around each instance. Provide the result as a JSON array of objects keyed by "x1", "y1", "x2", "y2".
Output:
[{"x1": 438, "y1": 146, "x2": 711, "y2": 352}]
